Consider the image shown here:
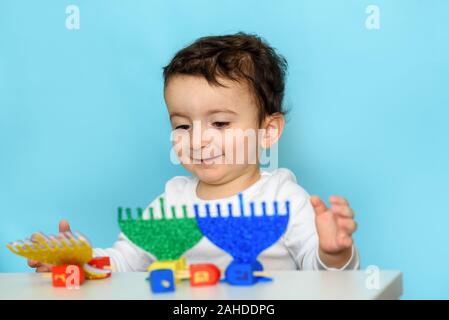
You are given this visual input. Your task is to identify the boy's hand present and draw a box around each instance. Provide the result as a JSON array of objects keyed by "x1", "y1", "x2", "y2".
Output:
[
  {"x1": 310, "y1": 195, "x2": 357, "y2": 269},
  {"x1": 27, "y1": 220, "x2": 71, "y2": 272}
]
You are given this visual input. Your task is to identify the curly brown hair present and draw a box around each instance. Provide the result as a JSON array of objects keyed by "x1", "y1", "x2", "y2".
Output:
[{"x1": 163, "y1": 32, "x2": 288, "y2": 123}]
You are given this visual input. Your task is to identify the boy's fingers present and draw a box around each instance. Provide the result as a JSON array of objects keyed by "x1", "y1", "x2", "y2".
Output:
[
  {"x1": 337, "y1": 233, "x2": 353, "y2": 248},
  {"x1": 59, "y1": 220, "x2": 71, "y2": 233},
  {"x1": 329, "y1": 195, "x2": 349, "y2": 206},
  {"x1": 331, "y1": 204, "x2": 355, "y2": 218},
  {"x1": 36, "y1": 265, "x2": 52, "y2": 273},
  {"x1": 337, "y1": 219, "x2": 357, "y2": 233},
  {"x1": 27, "y1": 221, "x2": 69, "y2": 272},
  {"x1": 27, "y1": 260, "x2": 41, "y2": 268},
  {"x1": 310, "y1": 196, "x2": 328, "y2": 216}
]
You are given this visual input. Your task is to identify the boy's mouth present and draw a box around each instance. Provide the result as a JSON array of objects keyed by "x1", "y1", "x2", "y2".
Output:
[{"x1": 193, "y1": 154, "x2": 223, "y2": 165}]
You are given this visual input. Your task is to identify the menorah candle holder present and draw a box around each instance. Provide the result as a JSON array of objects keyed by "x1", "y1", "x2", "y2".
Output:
[
  {"x1": 194, "y1": 193, "x2": 290, "y2": 286},
  {"x1": 118, "y1": 197, "x2": 203, "y2": 261}
]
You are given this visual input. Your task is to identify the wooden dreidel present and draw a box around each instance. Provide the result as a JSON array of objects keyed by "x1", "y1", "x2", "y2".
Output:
[
  {"x1": 149, "y1": 269, "x2": 175, "y2": 293},
  {"x1": 187, "y1": 264, "x2": 221, "y2": 287},
  {"x1": 225, "y1": 262, "x2": 271, "y2": 286},
  {"x1": 146, "y1": 258, "x2": 186, "y2": 293},
  {"x1": 52, "y1": 265, "x2": 85, "y2": 288},
  {"x1": 147, "y1": 257, "x2": 186, "y2": 278}
]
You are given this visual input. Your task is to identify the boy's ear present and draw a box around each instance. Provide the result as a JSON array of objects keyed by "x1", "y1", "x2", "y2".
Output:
[{"x1": 260, "y1": 112, "x2": 285, "y2": 149}]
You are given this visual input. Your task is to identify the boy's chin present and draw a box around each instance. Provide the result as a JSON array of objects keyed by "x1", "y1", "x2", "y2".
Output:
[{"x1": 188, "y1": 165, "x2": 230, "y2": 185}]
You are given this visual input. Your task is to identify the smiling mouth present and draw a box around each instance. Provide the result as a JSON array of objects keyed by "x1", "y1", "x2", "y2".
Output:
[{"x1": 193, "y1": 154, "x2": 223, "y2": 165}]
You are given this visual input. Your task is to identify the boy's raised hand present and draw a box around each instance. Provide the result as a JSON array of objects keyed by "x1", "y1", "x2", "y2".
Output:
[
  {"x1": 310, "y1": 195, "x2": 357, "y2": 268},
  {"x1": 27, "y1": 220, "x2": 71, "y2": 272}
]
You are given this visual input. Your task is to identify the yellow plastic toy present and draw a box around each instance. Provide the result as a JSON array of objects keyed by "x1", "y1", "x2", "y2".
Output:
[
  {"x1": 7, "y1": 231, "x2": 93, "y2": 266},
  {"x1": 7, "y1": 231, "x2": 112, "y2": 284}
]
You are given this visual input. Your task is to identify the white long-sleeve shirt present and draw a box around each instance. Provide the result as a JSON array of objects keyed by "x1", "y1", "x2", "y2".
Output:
[{"x1": 94, "y1": 168, "x2": 359, "y2": 272}]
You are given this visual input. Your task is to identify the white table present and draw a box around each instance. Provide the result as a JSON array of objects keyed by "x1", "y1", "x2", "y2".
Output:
[{"x1": 0, "y1": 270, "x2": 402, "y2": 300}]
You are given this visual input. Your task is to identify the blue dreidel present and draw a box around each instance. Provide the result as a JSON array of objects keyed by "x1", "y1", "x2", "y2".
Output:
[
  {"x1": 148, "y1": 269, "x2": 175, "y2": 293},
  {"x1": 224, "y1": 261, "x2": 272, "y2": 286},
  {"x1": 225, "y1": 262, "x2": 256, "y2": 285}
]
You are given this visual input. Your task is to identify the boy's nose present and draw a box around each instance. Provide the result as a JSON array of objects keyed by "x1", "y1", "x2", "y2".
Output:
[
  {"x1": 191, "y1": 132, "x2": 213, "y2": 152},
  {"x1": 191, "y1": 121, "x2": 215, "y2": 150}
]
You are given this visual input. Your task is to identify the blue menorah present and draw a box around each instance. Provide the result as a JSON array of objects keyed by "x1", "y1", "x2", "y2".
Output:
[{"x1": 194, "y1": 193, "x2": 290, "y2": 285}]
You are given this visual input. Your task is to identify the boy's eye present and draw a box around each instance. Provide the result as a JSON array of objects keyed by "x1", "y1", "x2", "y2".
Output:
[
  {"x1": 212, "y1": 121, "x2": 230, "y2": 129},
  {"x1": 175, "y1": 124, "x2": 191, "y2": 130}
]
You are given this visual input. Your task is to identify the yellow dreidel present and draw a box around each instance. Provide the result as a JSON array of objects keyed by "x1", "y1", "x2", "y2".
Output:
[{"x1": 147, "y1": 257, "x2": 187, "y2": 293}]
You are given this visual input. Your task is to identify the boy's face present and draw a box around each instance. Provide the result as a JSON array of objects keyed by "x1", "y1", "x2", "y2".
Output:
[{"x1": 164, "y1": 74, "x2": 263, "y2": 185}]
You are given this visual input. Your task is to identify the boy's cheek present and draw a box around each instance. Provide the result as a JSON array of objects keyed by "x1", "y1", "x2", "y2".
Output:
[
  {"x1": 171, "y1": 134, "x2": 192, "y2": 163},
  {"x1": 224, "y1": 136, "x2": 259, "y2": 165},
  {"x1": 181, "y1": 163, "x2": 195, "y2": 174}
]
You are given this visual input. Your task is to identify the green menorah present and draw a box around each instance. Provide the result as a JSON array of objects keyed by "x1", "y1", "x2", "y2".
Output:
[{"x1": 118, "y1": 197, "x2": 203, "y2": 260}]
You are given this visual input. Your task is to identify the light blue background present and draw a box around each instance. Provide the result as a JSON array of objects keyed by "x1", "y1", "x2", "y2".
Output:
[{"x1": 1, "y1": 1, "x2": 448, "y2": 299}]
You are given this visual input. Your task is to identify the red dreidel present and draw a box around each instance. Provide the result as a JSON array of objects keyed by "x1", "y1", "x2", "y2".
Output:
[
  {"x1": 189, "y1": 264, "x2": 221, "y2": 287},
  {"x1": 52, "y1": 264, "x2": 85, "y2": 288}
]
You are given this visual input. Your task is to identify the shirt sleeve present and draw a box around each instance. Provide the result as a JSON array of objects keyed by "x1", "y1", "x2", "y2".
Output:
[
  {"x1": 282, "y1": 190, "x2": 360, "y2": 271},
  {"x1": 93, "y1": 232, "x2": 156, "y2": 272},
  {"x1": 92, "y1": 194, "x2": 163, "y2": 272}
]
